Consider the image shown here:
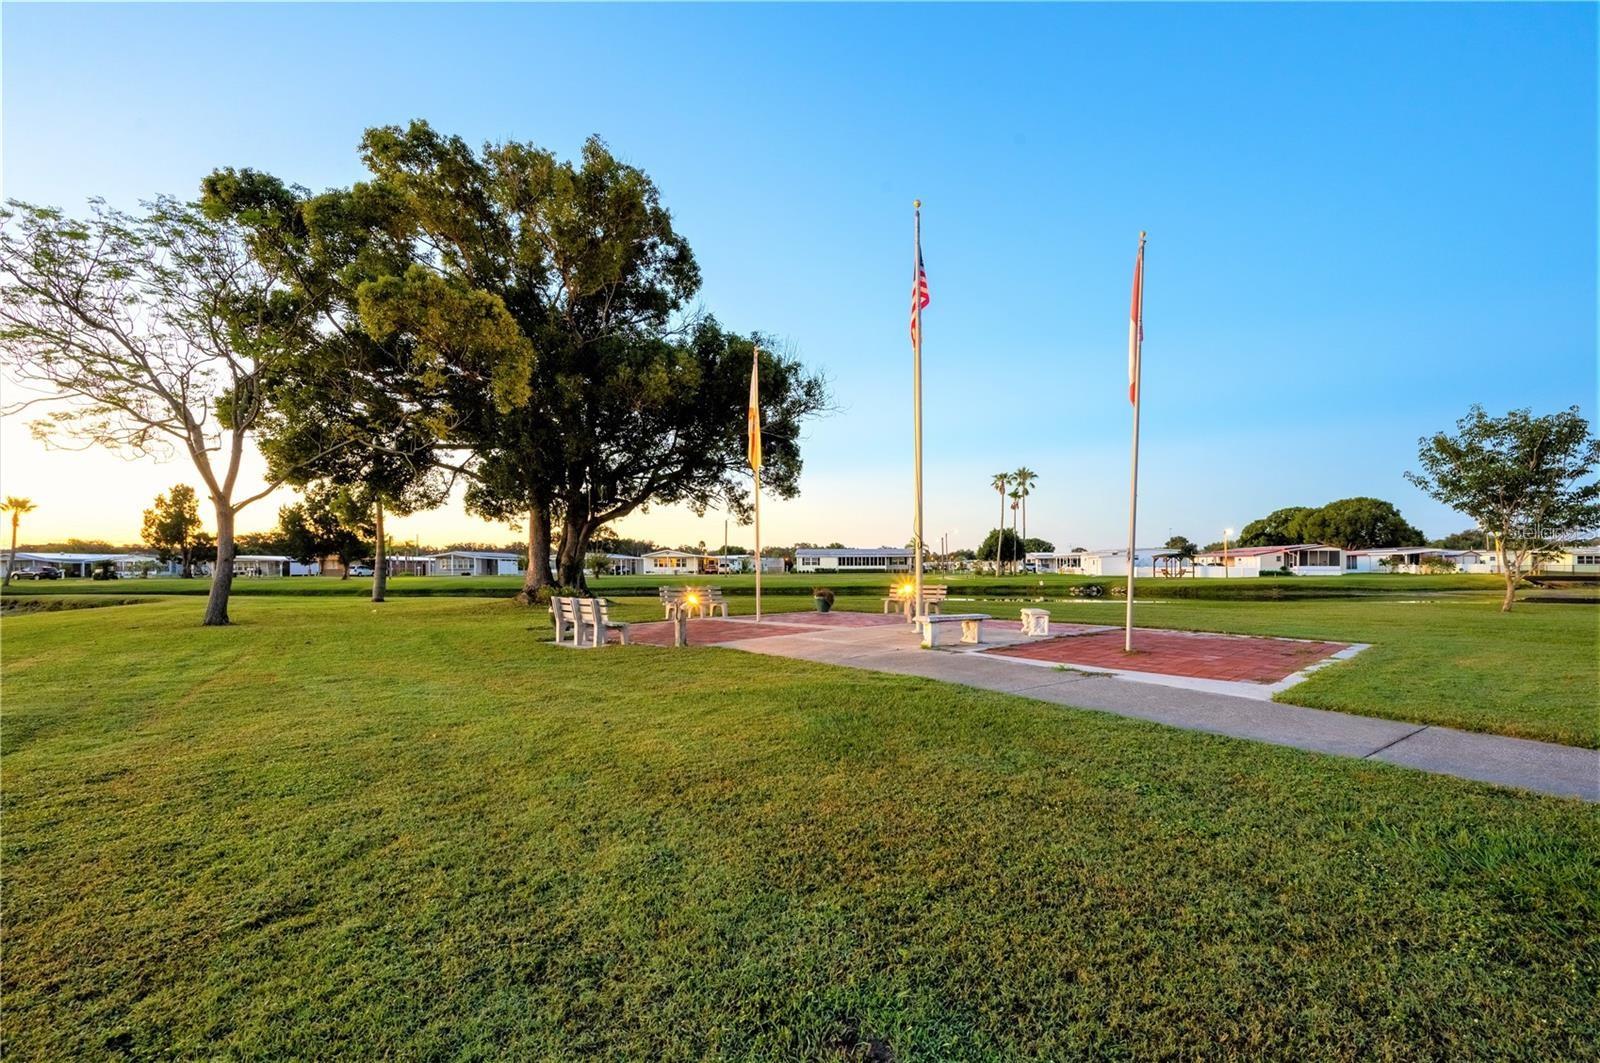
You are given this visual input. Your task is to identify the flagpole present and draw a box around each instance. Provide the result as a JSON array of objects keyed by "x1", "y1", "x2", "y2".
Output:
[
  {"x1": 912, "y1": 200, "x2": 925, "y2": 624},
  {"x1": 751, "y1": 345, "x2": 762, "y2": 624},
  {"x1": 1125, "y1": 232, "x2": 1146, "y2": 652},
  {"x1": 754, "y1": 464, "x2": 761, "y2": 623}
]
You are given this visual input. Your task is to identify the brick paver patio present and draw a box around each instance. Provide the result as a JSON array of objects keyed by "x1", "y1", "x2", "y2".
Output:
[{"x1": 987, "y1": 628, "x2": 1350, "y2": 683}]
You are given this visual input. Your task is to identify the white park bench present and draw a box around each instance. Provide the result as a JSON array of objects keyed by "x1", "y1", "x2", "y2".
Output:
[
  {"x1": 551, "y1": 595, "x2": 579, "y2": 644},
  {"x1": 577, "y1": 597, "x2": 631, "y2": 648},
  {"x1": 917, "y1": 612, "x2": 991, "y2": 648},
  {"x1": 699, "y1": 586, "x2": 730, "y2": 618},
  {"x1": 659, "y1": 586, "x2": 703, "y2": 619},
  {"x1": 551, "y1": 596, "x2": 631, "y2": 647},
  {"x1": 883, "y1": 584, "x2": 948, "y2": 618}
]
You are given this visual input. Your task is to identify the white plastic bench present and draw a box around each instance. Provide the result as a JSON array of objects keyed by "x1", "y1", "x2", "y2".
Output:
[
  {"x1": 917, "y1": 612, "x2": 991, "y2": 648},
  {"x1": 883, "y1": 584, "x2": 948, "y2": 618},
  {"x1": 699, "y1": 586, "x2": 730, "y2": 618},
  {"x1": 577, "y1": 597, "x2": 631, "y2": 648},
  {"x1": 550, "y1": 596, "x2": 580, "y2": 645}
]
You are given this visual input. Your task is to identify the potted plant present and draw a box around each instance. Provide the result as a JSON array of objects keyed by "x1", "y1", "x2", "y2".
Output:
[{"x1": 812, "y1": 587, "x2": 835, "y2": 613}]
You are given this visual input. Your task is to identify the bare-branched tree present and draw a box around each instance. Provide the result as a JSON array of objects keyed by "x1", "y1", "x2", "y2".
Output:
[{"x1": 0, "y1": 198, "x2": 329, "y2": 624}]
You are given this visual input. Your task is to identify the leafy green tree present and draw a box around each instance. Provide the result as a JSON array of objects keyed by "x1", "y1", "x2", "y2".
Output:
[
  {"x1": 201, "y1": 163, "x2": 530, "y2": 605},
  {"x1": 1021, "y1": 537, "x2": 1055, "y2": 555},
  {"x1": 1407, "y1": 404, "x2": 1600, "y2": 611},
  {"x1": 278, "y1": 484, "x2": 372, "y2": 579},
  {"x1": 1164, "y1": 535, "x2": 1199, "y2": 576},
  {"x1": 1295, "y1": 497, "x2": 1423, "y2": 550},
  {"x1": 229, "y1": 121, "x2": 825, "y2": 595},
  {"x1": 1430, "y1": 528, "x2": 1490, "y2": 551},
  {"x1": 141, "y1": 485, "x2": 204, "y2": 577},
  {"x1": 978, "y1": 528, "x2": 1027, "y2": 570},
  {"x1": 0, "y1": 199, "x2": 327, "y2": 625},
  {"x1": 2, "y1": 496, "x2": 34, "y2": 586},
  {"x1": 1236, "y1": 506, "x2": 1313, "y2": 547}
]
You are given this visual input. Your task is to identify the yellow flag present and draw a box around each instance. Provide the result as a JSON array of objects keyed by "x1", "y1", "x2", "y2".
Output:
[{"x1": 747, "y1": 347, "x2": 762, "y2": 470}]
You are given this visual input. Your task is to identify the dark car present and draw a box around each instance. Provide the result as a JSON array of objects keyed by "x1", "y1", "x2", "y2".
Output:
[{"x1": 12, "y1": 566, "x2": 63, "y2": 580}]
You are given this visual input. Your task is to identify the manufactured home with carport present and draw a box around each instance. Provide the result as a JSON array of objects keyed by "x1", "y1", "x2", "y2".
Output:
[
  {"x1": 1192, "y1": 544, "x2": 1345, "y2": 577},
  {"x1": 432, "y1": 550, "x2": 522, "y2": 576},
  {"x1": 796, "y1": 547, "x2": 914, "y2": 572}
]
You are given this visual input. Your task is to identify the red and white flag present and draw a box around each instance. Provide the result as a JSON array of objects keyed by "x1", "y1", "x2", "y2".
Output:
[
  {"x1": 1128, "y1": 234, "x2": 1145, "y2": 405},
  {"x1": 909, "y1": 247, "x2": 930, "y2": 346}
]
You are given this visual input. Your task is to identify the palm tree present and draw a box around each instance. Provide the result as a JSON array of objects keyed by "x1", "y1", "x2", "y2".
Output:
[
  {"x1": 991, "y1": 472, "x2": 1010, "y2": 574},
  {"x1": 3, "y1": 497, "x2": 35, "y2": 585},
  {"x1": 1009, "y1": 488, "x2": 1023, "y2": 573},
  {"x1": 1013, "y1": 467, "x2": 1037, "y2": 543}
]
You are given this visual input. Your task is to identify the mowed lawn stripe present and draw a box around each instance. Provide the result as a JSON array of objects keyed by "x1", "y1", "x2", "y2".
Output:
[{"x1": 2, "y1": 597, "x2": 1596, "y2": 1060}]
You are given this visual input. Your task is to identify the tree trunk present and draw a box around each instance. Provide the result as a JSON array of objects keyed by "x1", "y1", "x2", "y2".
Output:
[
  {"x1": 204, "y1": 503, "x2": 236, "y2": 626},
  {"x1": 556, "y1": 513, "x2": 591, "y2": 590},
  {"x1": 6, "y1": 519, "x2": 16, "y2": 586},
  {"x1": 1496, "y1": 535, "x2": 1515, "y2": 613},
  {"x1": 180, "y1": 543, "x2": 193, "y2": 579},
  {"x1": 518, "y1": 500, "x2": 555, "y2": 601},
  {"x1": 371, "y1": 499, "x2": 387, "y2": 603}
]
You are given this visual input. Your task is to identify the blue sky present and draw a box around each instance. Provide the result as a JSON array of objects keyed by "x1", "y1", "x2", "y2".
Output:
[{"x1": 3, "y1": 2, "x2": 1595, "y2": 550}]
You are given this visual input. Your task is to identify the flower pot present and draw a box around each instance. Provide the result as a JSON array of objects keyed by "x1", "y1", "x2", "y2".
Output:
[{"x1": 813, "y1": 597, "x2": 833, "y2": 613}]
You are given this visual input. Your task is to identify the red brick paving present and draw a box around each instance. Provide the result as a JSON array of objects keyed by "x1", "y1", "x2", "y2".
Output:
[{"x1": 987, "y1": 628, "x2": 1349, "y2": 683}]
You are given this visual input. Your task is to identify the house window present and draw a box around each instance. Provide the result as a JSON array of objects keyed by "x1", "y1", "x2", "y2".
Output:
[{"x1": 1576, "y1": 554, "x2": 1600, "y2": 565}]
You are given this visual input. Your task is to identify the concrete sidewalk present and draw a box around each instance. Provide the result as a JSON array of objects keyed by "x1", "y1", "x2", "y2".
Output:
[{"x1": 689, "y1": 617, "x2": 1598, "y2": 802}]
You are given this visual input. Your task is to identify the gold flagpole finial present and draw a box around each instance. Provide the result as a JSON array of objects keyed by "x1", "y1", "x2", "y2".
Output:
[{"x1": 914, "y1": 199, "x2": 921, "y2": 209}]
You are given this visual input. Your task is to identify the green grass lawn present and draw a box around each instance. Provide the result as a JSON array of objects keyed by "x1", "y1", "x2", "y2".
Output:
[{"x1": 3, "y1": 596, "x2": 1597, "y2": 1059}]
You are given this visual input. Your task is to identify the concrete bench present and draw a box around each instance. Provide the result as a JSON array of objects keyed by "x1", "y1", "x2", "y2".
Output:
[
  {"x1": 917, "y1": 612, "x2": 991, "y2": 648},
  {"x1": 1020, "y1": 608, "x2": 1051, "y2": 637}
]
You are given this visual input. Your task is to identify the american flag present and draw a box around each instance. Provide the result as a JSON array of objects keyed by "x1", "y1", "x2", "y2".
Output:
[
  {"x1": 909, "y1": 249, "x2": 930, "y2": 345},
  {"x1": 1128, "y1": 234, "x2": 1145, "y2": 405}
]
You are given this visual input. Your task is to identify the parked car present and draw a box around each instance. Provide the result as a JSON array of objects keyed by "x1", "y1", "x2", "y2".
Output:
[
  {"x1": 349, "y1": 564, "x2": 374, "y2": 577},
  {"x1": 11, "y1": 566, "x2": 63, "y2": 580}
]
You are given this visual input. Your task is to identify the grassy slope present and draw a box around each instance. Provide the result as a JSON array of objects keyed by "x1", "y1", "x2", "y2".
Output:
[
  {"x1": 964, "y1": 597, "x2": 1600, "y2": 749},
  {"x1": 3, "y1": 597, "x2": 1597, "y2": 1060}
]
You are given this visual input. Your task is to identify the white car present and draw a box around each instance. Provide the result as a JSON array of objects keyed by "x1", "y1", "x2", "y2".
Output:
[{"x1": 349, "y1": 564, "x2": 374, "y2": 576}]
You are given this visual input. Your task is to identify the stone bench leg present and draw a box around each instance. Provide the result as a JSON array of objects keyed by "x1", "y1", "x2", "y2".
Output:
[{"x1": 961, "y1": 619, "x2": 983, "y2": 644}]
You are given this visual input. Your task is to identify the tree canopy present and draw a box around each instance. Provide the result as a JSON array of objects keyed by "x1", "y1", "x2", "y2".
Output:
[
  {"x1": 207, "y1": 121, "x2": 826, "y2": 593},
  {"x1": 1236, "y1": 498, "x2": 1422, "y2": 550},
  {"x1": 1407, "y1": 404, "x2": 1599, "y2": 611},
  {"x1": 141, "y1": 485, "x2": 204, "y2": 577}
]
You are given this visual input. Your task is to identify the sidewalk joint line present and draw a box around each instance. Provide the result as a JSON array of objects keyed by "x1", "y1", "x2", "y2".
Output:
[{"x1": 1363, "y1": 724, "x2": 1431, "y2": 760}]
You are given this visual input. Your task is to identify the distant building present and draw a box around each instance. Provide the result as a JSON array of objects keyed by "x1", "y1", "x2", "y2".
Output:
[
  {"x1": 1, "y1": 551, "x2": 182, "y2": 579},
  {"x1": 1191, "y1": 544, "x2": 1345, "y2": 577},
  {"x1": 232, "y1": 555, "x2": 316, "y2": 578},
  {"x1": 1025, "y1": 548, "x2": 1175, "y2": 577},
  {"x1": 432, "y1": 550, "x2": 522, "y2": 576},
  {"x1": 795, "y1": 547, "x2": 914, "y2": 572}
]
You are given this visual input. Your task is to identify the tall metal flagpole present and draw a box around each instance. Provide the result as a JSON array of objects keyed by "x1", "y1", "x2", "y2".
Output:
[
  {"x1": 1125, "y1": 232, "x2": 1146, "y2": 652},
  {"x1": 912, "y1": 201, "x2": 925, "y2": 623},
  {"x1": 752, "y1": 346, "x2": 762, "y2": 624}
]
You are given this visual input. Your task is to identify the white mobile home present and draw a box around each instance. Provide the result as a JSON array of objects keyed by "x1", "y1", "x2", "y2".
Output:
[
  {"x1": 232, "y1": 555, "x2": 315, "y2": 578},
  {"x1": 642, "y1": 550, "x2": 716, "y2": 576},
  {"x1": 1191, "y1": 544, "x2": 1345, "y2": 577},
  {"x1": 432, "y1": 550, "x2": 522, "y2": 576},
  {"x1": 601, "y1": 554, "x2": 644, "y2": 576},
  {"x1": 795, "y1": 547, "x2": 914, "y2": 573},
  {"x1": 1029, "y1": 548, "x2": 1173, "y2": 577},
  {"x1": 1344, "y1": 547, "x2": 1473, "y2": 574}
]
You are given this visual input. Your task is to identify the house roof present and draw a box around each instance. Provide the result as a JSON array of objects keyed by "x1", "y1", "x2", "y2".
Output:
[
  {"x1": 643, "y1": 549, "x2": 705, "y2": 558},
  {"x1": 234, "y1": 554, "x2": 293, "y2": 562},
  {"x1": 432, "y1": 550, "x2": 520, "y2": 560},
  {"x1": 1344, "y1": 547, "x2": 1467, "y2": 557},
  {"x1": 13, "y1": 551, "x2": 136, "y2": 564}
]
